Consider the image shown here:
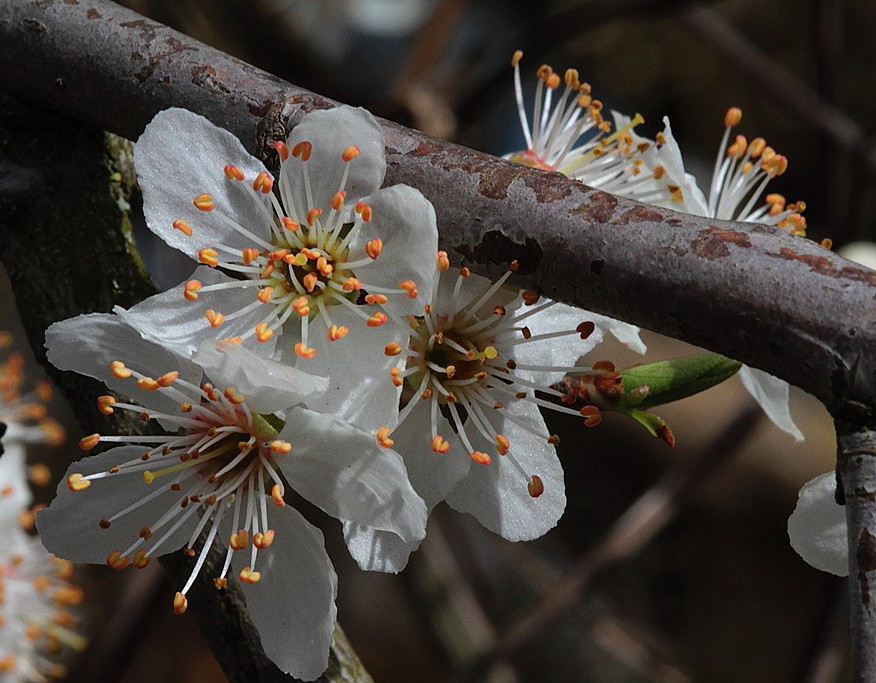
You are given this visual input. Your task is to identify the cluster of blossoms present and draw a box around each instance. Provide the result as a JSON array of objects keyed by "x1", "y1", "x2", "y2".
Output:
[
  {"x1": 0, "y1": 336, "x2": 85, "y2": 682},
  {"x1": 38, "y1": 104, "x2": 634, "y2": 678},
  {"x1": 507, "y1": 52, "x2": 809, "y2": 442}
]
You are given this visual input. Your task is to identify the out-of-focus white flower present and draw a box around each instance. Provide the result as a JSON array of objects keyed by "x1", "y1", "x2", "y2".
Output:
[
  {"x1": 788, "y1": 472, "x2": 848, "y2": 576},
  {"x1": 120, "y1": 105, "x2": 437, "y2": 364},
  {"x1": 39, "y1": 314, "x2": 426, "y2": 680},
  {"x1": 345, "y1": 254, "x2": 636, "y2": 572}
]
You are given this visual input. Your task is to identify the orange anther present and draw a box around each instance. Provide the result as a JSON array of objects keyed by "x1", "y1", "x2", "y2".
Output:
[
  {"x1": 205, "y1": 309, "x2": 224, "y2": 328},
  {"x1": 390, "y1": 367, "x2": 403, "y2": 387},
  {"x1": 261, "y1": 261, "x2": 275, "y2": 278},
  {"x1": 78, "y1": 433, "x2": 100, "y2": 450},
  {"x1": 252, "y1": 171, "x2": 274, "y2": 193},
  {"x1": 436, "y1": 250, "x2": 450, "y2": 272},
  {"x1": 255, "y1": 322, "x2": 274, "y2": 343},
  {"x1": 579, "y1": 405, "x2": 603, "y2": 427},
  {"x1": 331, "y1": 190, "x2": 347, "y2": 211},
  {"x1": 511, "y1": 49, "x2": 523, "y2": 66},
  {"x1": 546, "y1": 73, "x2": 560, "y2": 89},
  {"x1": 214, "y1": 577, "x2": 228, "y2": 590},
  {"x1": 470, "y1": 451, "x2": 492, "y2": 465},
  {"x1": 307, "y1": 208, "x2": 323, "y2": 226},
  {"x1": 239, "y1": 567, "x2": 261, "y2": 584},
  {"x1": 316, "y1": 256, "x2": 333, "y2": 276},
  {"x1": 273, "y1": 141, "x2": 289, "y2": 162},
  {"x1": 724, "y1": 107, "x2": 743, "y2": 127},
  {"x1": 431, "y1": 435, "x2": 451, "y2": 453},
  {"x1": 399, "y1": 280, "x2": 418, "y2": 299},
  {"x1": 133, "y1": 548, "x2": 151, "y2": 569},
  {"x1": 193, "y1": 194, "x2": 214, "y2": 211},
  {"x1": 342, "y1": 145, "x2": 360, "y2": 162},
  {"x1": 241, "y1": 247, "x2": 260, "y2": 265},
  {"x1": 281, "y1": 216, "x2": 299, "y2": 231},
  {"x1": 271, "y1": 483, "x2": 286, "y2": 507},
  {"x1": 110, "y1": 360, "x2": 131, "y2": 379},
  {"x1": 224, "y1": 387, "x2": 246, "y2": 404},
  {"x1": 365, "y1": 293, "x2": 388, "y2": 305},
  {"x1": 376, "y1": 427, "x2": 395, "y2": 448},
  {"x1": 172, "y1": 219, "x2": 193, "y2": 236},
  {"x1": 137, "y1": 377, "x2": 159, "y2": 391},
  {"x1": 66, "y1": 473, "x2": 91, "y2": 491},
  {"x1": 198, "y1": 248, "x2": 219, "y2": 267},
  {"x1": 291, "y1": 141, "x2": 312, "y2": 160},
  {"x1": 254, "y1": 530, "x2": 275, "y2": 549},
  {"x1": 385, "y1": 342, "x2": 403, "y2": 356},
  {"x1": 269, "y1": 440, "x2": 293, "y2": 454},
  {"x1": 269, "y1": 249, "x2": 289, "y2": 261},
  {"x1": 495, "y1": 434, "x2": 510, "y2": 455},
  {"x1": 528, "y1": 475, "x2": 545, "y2": 498},
  {"x1": 97, "y1": 395, "x2": 116, "y2": 415},
  {"x1": 367, "y1": 312, "x2": 388, "y2": 327},
  {"x1": 295, "y1": 343, "x2": 316, "y2": 359},
  {"x1": 460, "y1": 267, "x2": 470, "y2": 277},
  {"x1": 184, "y1": 279, "x2": 202, "y2": 301},
  {"x1": 106, "y1": 550, "x2": 129, "y2": 570},
  {"x1": 303, "y1": 272, "x2": 319, "y2": 292},
  {"x1": 327, "y1": 325, "x2": 348, "y2": 341},
  {"x1": 223, "y1": 165, "x2": 245, "y2": 181},
  {"x1": 365, "y1": 238, "x2": 383, "y2": 259},
  {"x1": 173, "y1": 592, "x2": 188, "y2": 615},
  {"x1": 342, "y1": 277, "x2": 362, "y2": 291},
  {"x1": 257, "y1": 287, "x2": 274, "y2": 304}
]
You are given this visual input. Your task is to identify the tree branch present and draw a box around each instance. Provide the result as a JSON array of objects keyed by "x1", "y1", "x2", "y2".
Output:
[{"x1": 0, "y1": 0, "x2": 874, "y2": 411}]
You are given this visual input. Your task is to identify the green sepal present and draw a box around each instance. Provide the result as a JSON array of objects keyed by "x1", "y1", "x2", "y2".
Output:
[
  {"x1": 619, "y1": 352, "x2": 742, "y2": 410},
  {"x1": 252, "y1": 413, "x2": 283, "y2": 440},
  {"x1": 620, "y1": 408, "x2": 676, "y2": 447}
]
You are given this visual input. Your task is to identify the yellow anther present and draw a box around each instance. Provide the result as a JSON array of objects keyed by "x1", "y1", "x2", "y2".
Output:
[
  {"x1": 184, "y1": 279, "x2": 202, "y2": 301},
  {"x1": 252, "y1": 171, "x2": 273, "y2": 193},
  {"x1": 252, "y1": 322, "x2": 272, "y2": 343},
  {"x1": 273, "y1": 141, "x2": 289, "y2": 162},
  {"x1": 528, "y1": 475, "x2": 545, "y2": 498},
  {"x1": 306, "y1": 208, "x2": 323, "y2": 226},
  {"x1": 511, "y1": 49, "x2": 523, "y2": 66},
  {"x1": 173, "y1": 592, "x2": 188, "y2": 615},
  {"x1": 399, "y1": 280, "x2": 418, "y2": 299},
  {"x1": 142, "y1": 471, "x2": 154, "y2": 484},
  {"x1": 482, "y1": 346, "x2": 498, "y2": 360},
  {"x1": 385, "y1": 342, "x2": 403, "y2": 356},
  {"x1": 332, "y1": 190, "x2": 347, "y2": 211},
  {"x1": 269, "y1": 440, "x2": 293, "y2": 454},
  {"x1": 470, "y1": 451, "x2": 492, "y2": 465},
  {"x1": 342, "y1": 145, "x2": 361, "y2": 162},
  {"x1": 172, "y1": 219, "x2": 193, "y2": 236},
  {"x1": 295, "y1": 343, "x2": 316, "y2": 359},
  {"x1": 291, "y1": 141, "x2": 312, "y2": 160},
  {"x1": 214, "y1": 577, "x2": 228, "y2": 590},
  {"x1": 97, "y1": 395, "x2": 116, "y2": 415},
  {"x1": 205, "y1": 309, "x2": 224, "y2": 328},
  {"x1": 376, "y1": 427, "x2": 394, "y2": 448},
  {"x1": 66, "y1": 473, "x2": 91, "y2": 491},
  {"x1": 254, "y1": 530, "x2": 275, "y2": 549},
  {"x1": 445, "y1": 365, "x2": 456, "y2": 379},
  {"x1": 224, "y1": 387, "x2": 246, "y2": 404},
  {"x1": 239, "y1": 567, "x2": 261, "y2": 584},
  {"x1": 436, "y1": 250, "x2": 450, "y2": 272},
  {"x1": 110, "y1": 360, "x2": 132, "y2": 379},
  {"x1": 281, "y1": 216, "x2": 299, "y2": 231},
  {"x1": 106, "y1": 550, "x2": 129, "y2": 570},
  {"x1": 303, "y1": 272, "x2": 319, "y2": 292},
  {"x1": 748, "y1": 137, "x2": 766, "y2": 157},
  {"x1": 198, "y1": 248, "x2": 219, "y2": 267},
  {"x1": 431, "y1": 435, "x2": 450, "y2": 453},
  {"x1": 495, "y1": 434, "x2": 510, "y2": 455},
  {"x1": 257, "y1": 287, "x2": 274, "y2": 304},
  {"x1": 271, "y1": 483, "x2": 286, "y2": 507},
  {"x1": 724, "y1": 107, "x2": 743, "y2": 127},
  {"x1": 365, "y1": 238, "x2": 383, "y2": 259},
  {"x1": 230, "y1": 529, "x2": 249, "y2": 550},
  {"x1": 133, "y1": 548, "x2": 151, "y2": 569},
  {"x1": 137, "y1": 377, "x2": 160, "y2": 391},
  {"x1": 193, "y1": 193, "x2": 214, "y2": 211},
  {"x1": 223, "y1": 165, "x2": 245, "y2": 181},
  {"x1": 327, "y1": 325, "x2": 349, "y2": 341}
]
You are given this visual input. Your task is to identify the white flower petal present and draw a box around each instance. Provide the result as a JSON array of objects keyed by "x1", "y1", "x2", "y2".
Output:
[
  {"x1": 115, "y1": 266, "x2": 278, "y2": 358},
  {"x1": 194, "y1": 341, "x2": 327, "y2": 413},
  {"x1": 342, "y1": 522, "x2": 421, "y2": 574},
  {"x1": 350, "y1": 184, "x2": 439, "y2": 315},
  {"x1": 738, "y1": 365, "x2": 804, "y2": 441},
  {"x1": 232, "y1": 505, "x2": 337, "y2": 680},
  {"x1": 45, "y1": 314, "x2": 202, "y2": 429},
  {"x1": 0, "y1": 442, "x2": 32, "y2": 520},
  {"x1": 285, "y1": 306, "x2": 402, "y2": 430},
  {"x1": 284, "y1": 106, "x2": 385, "y2": 212},
  {"x1": 594, "y1": 314, "x2": 647, "y2": 354},
  {"x1": 788, "y1": 473, "x2": 848, "y2": 576},
  {"x1": 277, "y1": 408, "x2": 427, "y2": 543},
  {"x1": 36, "y1": 446, "x2": 196, "y2": 563},
  {"x1": 445, "y1": 399, "x2": 565, "y2": 541},
  {"x1": 135, "y1": 108, "x2": 273, "y2": 259}
]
